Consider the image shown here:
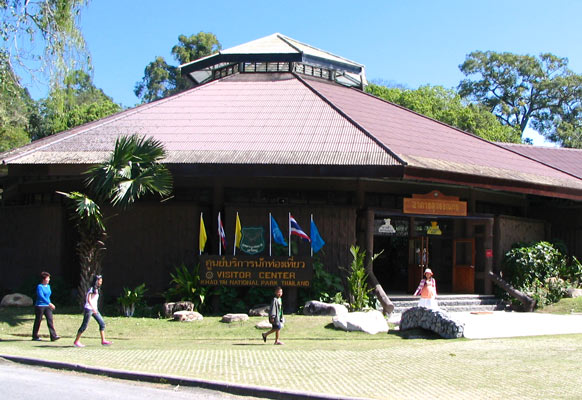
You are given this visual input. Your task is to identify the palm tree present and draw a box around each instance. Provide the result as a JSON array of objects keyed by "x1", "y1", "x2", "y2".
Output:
[{"x1": 60, "y1": 134, "x2": 173, "y2": 306}]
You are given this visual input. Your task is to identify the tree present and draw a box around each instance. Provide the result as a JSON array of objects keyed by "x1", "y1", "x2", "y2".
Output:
[
  {"x1": 60, "y1": 134, "x2": 173, "y2": 306},
  {"x1": 366, "y1": 83, "x2": 520, "y2": 143},
  {"x1": 1, "y1": 0, "x2": 90, "y2": 87},
  {"x1": 29, "y1": 70, "x2": 122, "y2": 140},
  {"x1": 0, "y1": 51, "x2": 33, "y2": 151},
  {"x1": 135, "y1": 32, "x2": 221, "y2": 103},
  {"x1": 458, "y1": 51, "x2": 582, "y2": 148}
]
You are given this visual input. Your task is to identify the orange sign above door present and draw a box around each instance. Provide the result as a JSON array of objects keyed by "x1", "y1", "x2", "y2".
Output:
[{"x1": 403, "y1": 190, "x2": 467, "y2": 216}]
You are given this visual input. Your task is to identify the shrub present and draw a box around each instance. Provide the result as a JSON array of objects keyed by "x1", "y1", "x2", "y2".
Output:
[
  {"x1": 502, "y1": 241, "x2": 575, "y2": 308},
  {"x1": 164, "y1": 263, "x2": 208, "y2": 312},
  {"x1": 117, "y1": 283, "x2": 147, "y2": 317}
]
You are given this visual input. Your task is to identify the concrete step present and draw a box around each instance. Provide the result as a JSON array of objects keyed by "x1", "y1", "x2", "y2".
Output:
[{"x1": 387, "y1": 294, "x2": 505, "y2": 314}]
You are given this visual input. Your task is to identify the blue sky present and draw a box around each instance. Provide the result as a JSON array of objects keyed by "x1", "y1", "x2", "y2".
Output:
[{"x1": 73, "y1": 1, "x2": 582, "y2": 145}]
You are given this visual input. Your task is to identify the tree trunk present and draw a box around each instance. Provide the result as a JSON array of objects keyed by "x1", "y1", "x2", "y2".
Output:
[
  {"x1": 76, "y1": 229, "x2": 107, "y2": 308},
  {"x1": 487, "y1": 271, "x2": 536, "y2": 312},
  {"x1": 366, "y1": 266, "x2": 394, "y2": 315}
]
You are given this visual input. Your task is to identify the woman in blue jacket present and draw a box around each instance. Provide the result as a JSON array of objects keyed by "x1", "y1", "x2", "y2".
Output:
[{"x1": 32, "y1": 271, "x2": 60, "y2": 341}]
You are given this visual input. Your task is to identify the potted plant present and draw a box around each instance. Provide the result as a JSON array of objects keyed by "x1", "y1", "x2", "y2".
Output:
[{"x1": 117, "y1": 283, "x2": 147, "y2": 317}]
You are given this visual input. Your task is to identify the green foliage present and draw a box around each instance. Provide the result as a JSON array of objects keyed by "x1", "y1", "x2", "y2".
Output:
[
  {"x1": 29, "y1": 70, "x2": 122, "y2": 140},
  {"x1": 0, "y1": 51, "x2": 32, "y2": 151},
  {"x1": 343, "y1": 245, "x2": 373, "y2": 311},
  {"x1": 310, "y1": 258, "x2": 344, "y2": 302},
  {"x1": 502, "y1": 241, "x2": 581, "y2": 308},
  {"x1": 84, "y1": 134, "x2": 173, "y2": 208},
  {"x1": 165, "y1": 264, "x2": 208, "y2": 312},
  {"x1": 117, "y1": 283, "x2": 147, "y2": 317},
  {"x1": 135, "y1": 32, "x2": 221, "y2": 103},
  {"x1": 1, "y1": 0, "x2": 90, "y2": 87},
  {"x1": 366, "y1": 83, "x2": 520, "y2": 143},
  {"x1": 117, "y1": 283, "x2": 147, "y2": 307},
  {"x1": 459, "y1": 51, "x2": 582, "y2": 148}
]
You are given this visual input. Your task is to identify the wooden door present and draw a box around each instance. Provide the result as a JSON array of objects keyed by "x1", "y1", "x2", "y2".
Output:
[
  {"x1": 408, "y1": 236, "x2": 429, "y2": 293},
  {"x1": 453, "y1": 238, "x2": 475, "y2": 293}
]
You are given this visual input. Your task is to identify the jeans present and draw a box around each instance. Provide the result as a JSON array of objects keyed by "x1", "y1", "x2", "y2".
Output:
[
  {"x1": 32, "y1": 306, "x2": 58, "y2": 340},
  {"x1": 77, "y1": 309, "x2": 106, "y2": 333}
]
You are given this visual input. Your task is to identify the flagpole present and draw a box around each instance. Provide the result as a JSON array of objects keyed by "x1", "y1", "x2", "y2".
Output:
[
  {"x1": 233, "y1": 212, "x2": 237, "y2": 255},
  {"x1": 288, "y1": 212, "x2": 291, "y2": 257},
  {"x1": 218, "y1": 212, "x2": 222, "y2": 256},
  {"x1": 269, "y1": 212, "x2": 272, "y2": 257},
  {"x1": 200, "y1": 212, "x2": 203, "y2": 255},
  {"x1": 310, "y1": 214, "x2": 314, "y2": 258}
]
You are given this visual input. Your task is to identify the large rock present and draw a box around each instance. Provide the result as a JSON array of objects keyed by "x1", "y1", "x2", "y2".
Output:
[
  {"x1": 221, "y1": 313, "x2": 249, "y2": 323},
  {"x1": 400, "y1": 307, "x2": 464, "y2": 339},
  {"x1": 249, "y1": 304, "x2": 269, "y2": 317},
  {"x1": 304, "y1": 300, "x2": 348, "y2": 316},
  {"x1": 1, "y1": 293, "x2": 33, "y2": 307},
  {"x1": 172, "y1": 310, "x2": 203, "y2": 322},
  {"x1": 566, "y1": 288, "x2": 582, "y2": 298},
  {"x1": 163, "y1": 301, "x2": 195, "y2": 318},
  {"x1": 255, "y1": 320, "x2": 272, "y2": 329},
  {"x1": 332, "y1": 310, "x2": 389, "y2": 334}
]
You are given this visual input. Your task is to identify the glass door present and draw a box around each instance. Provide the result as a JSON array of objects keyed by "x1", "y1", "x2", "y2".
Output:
[{"x1": 408, "y1": 236, "x2": 429, "y2": 293}]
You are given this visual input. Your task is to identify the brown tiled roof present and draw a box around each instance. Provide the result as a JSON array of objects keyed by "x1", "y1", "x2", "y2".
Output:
[
  {"x1": 1, "y1": 72, "x2": 581, "y2": 199},
  {"x1": 0, "y1": 73, "x2": 400, "y2": 167},
  {"x1": 302, "y1": 76, "x2": 582, "y2": 195},
  {"x1": 497, "y1": 143, "x2": 582, "y2": 179}
]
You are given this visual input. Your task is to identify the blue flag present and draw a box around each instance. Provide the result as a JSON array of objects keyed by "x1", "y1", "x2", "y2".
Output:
[
  {"x1": 310, "y1": 220, "x2": 325, "y2": 253},
  {"x1": 271, "y1": 215, "x2": 288, "y2": 246}
]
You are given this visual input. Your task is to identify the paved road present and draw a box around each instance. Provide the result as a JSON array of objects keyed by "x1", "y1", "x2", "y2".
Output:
[{"x1": 0, "y1": 359, "x2": 259, "y2": 400}]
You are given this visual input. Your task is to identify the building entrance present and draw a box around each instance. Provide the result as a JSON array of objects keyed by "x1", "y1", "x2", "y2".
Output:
[{"x1": 373, "y1": 216, "x2": 472, "y2": 294}]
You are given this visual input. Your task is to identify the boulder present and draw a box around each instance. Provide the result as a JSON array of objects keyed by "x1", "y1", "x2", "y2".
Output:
[
  {"x1": 221, "y1": 313, "x2": 249, "y2": 323},
  {"x1": 304, "y1": 300, "x2": 348, "y2": 316},
  {"x1": 249, "y1": 304, "x2": 269, "y2": 317},
  {"x1": 255, "y1": 320, "x2": 272, "y2": 329},
  {"x1": 163, "y1": 301, "x2": 195, "y2": 318},
  {"x1": 1, "y1": 293, "x2": 33, "y2": 307},
  {"x1": 566, "y1": 288, "x2": 582, "y2": 298},
  {"x1": 332, "y1": 310, "x2": 389, "y2": 334},
  {"x1": 172, "y1": 310, "x2": 203, "y2": 322},
  {"x1": 399, "y1": 307, "x2": 464, "y2": 339}
]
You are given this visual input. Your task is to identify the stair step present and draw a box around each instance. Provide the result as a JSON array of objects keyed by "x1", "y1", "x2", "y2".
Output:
[{"x1": 387, "y1": 294, "x2": 505, "y2": 314}]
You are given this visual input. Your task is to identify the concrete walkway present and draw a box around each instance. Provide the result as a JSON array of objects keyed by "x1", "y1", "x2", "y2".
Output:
[{"x1": 390, "y1": 310, "x2": 582, "y2": 339}]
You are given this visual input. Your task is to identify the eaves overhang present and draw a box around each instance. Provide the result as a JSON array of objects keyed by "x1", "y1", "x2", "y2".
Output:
[{"x1": 403, "y1": 166, "x2": 582, "y2": 201}]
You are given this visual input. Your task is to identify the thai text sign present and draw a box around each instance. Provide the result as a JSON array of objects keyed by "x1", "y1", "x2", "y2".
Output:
[
  {"x1": 200, "y1": 255, "x2": 312, "y2": 287},
  {"x1": 403, "y1": 190, "x2": 467, "y2": 216}
]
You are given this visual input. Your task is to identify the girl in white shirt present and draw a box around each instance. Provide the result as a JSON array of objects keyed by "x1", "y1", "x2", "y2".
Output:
[{"x1": 73, "y1": 275, "x2": 112, "y2": 347}]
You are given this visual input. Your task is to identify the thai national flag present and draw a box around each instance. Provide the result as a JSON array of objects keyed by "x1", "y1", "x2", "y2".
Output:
[
  {"x1": 290, "y1": 214, "x2": 310, "y2": 242},
  {"x1": 218, "y1": 212, "x2": 227, "y2": 250}
]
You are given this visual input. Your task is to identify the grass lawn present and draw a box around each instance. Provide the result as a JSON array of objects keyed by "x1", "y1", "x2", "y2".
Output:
[{"x1": 1, "y1": 303, "x2": 582, "y2": 399}]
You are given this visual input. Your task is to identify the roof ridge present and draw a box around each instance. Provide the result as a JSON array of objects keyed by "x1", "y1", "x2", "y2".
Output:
[
  {"x1": 293, "y1": 74, "x2": 406, "y2": 166},
  {"x1": 499, "y1": 142, "x2": 581, "y2": 151},
  {"x1": 277, "y1": 33, "x2": 364, "y2": 67},
  {"x1": 356, "y1": 88, "x2": 582, "y2": 182}
]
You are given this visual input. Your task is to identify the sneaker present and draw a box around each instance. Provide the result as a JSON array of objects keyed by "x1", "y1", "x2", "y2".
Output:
[
  {"x1": 262, "y1": 333, "x2": 267, "y2": 343},
  {"x1": 274, "y1": 341, "x2": 284, "y2": 345},
  {"x1": 73, "y1": 341, "x2": 85, "y2": 348},
  {"x1": 32, "y1": 337, "x2": 42, "y2": 341},
  {"x1": 101, "y1": 340, "x2": 112, "y2": 346},
  {"x1": 51, "y1": 336, "x2": 60, "y2": 342}
]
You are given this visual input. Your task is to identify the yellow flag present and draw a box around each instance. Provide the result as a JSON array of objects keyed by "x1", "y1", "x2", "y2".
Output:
[
  {"x1": 199, "y1": 213, "x2": 207, "y2": 253},
  {"x1": 235, "y1": 213, "x2": 242, "y2": 248}
]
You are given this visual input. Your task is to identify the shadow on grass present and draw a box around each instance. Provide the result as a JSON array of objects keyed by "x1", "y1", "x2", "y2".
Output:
[
  {"x1": 0, "y1": 307, "x2": 35, "y2": 327},
  {"x1": 324, "y1": 322, "x2": 443, "y2": 340}
]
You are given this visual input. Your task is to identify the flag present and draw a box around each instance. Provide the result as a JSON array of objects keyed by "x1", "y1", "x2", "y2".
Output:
[
  {"x1": 310, "y1": 219, "x2": 325, "y2": 253},
  {"x1": 234, "y1": 212, "x2": 242, "y2": 249},
  {"x1": 199, "y1": 213, "x2": 207, "y2": 254},
  {"x1": 218, "y1": 212, "x2": 226, "y2": 250},
  {"x1": 290, "y1": 214, "x2": 310, "y2": 242},
  {"x1": 270, "y1": 215, "x2": 288, "y2": 246}
]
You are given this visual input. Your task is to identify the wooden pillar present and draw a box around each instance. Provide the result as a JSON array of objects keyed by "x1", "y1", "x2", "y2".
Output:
[{"x1": 484, "y1": 218, "x2": 494, "y2": 294}]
